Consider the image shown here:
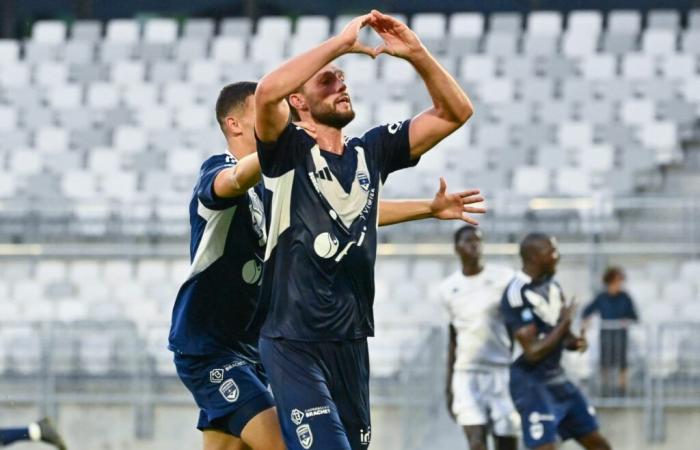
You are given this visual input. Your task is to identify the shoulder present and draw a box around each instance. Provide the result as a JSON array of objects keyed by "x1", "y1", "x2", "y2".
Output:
[
  {"x1": 360, "y1": 120, "x2": 411, "y2": 143},
  {"x1": 200, "y1": 153, "x2": 235, "y2": 172},
  {"x1": 503, "y1": 274, "x2": 528, "y2": 308}
]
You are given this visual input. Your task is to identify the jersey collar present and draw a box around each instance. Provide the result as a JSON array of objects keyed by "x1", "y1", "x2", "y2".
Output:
[{"x1": 515, "y1": 270, "x2": 532, "y2": 283}]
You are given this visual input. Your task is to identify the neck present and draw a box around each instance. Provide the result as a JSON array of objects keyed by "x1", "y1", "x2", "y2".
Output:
[
  {"x1": 522, "y1": 264, "x2": 545, "y2": 282},
  {"x1": 461, "y1": 258, "x2": 483, "y2": 277},
  {"x1": 315, "y1": 125, "x2": 345, "y2": 155},
  {"x1": 227, "y1": 136, "x2": 252, "y2": 160}
]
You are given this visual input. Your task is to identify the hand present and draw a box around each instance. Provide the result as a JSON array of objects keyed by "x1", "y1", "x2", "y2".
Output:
[
  {"x1": 368, "y1": 9, "x2": 423, "y2": 60},
  {"x1": 292, "y1": 121, "x2": 317, "y2": 140},
  {"x1": 430, "y1": 177, "x2": 485, "y2": 225},
  {"x1": 566, "y1": 327, "x2": 588, "y2": 353},
  {"x1": 337, "y1": 13, "x2": 378, "y2": 58}
]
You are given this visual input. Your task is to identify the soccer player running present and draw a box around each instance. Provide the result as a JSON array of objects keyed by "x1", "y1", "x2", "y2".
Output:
[
  {"x1": 253, "y1": 10, "x2": 474, "y2": 450},
  {"x1": 0, "y1": 418, "x2": 66, "y2": 449},
  {"x1": 440, "y1": 225, "x2": 519, "y2": 450},
  {"x1": 500, "y1": 233, "x2": 612, "y2": 450},
  {"x1": 169, "y1": 81, "x2": 483, "y2": 450}
]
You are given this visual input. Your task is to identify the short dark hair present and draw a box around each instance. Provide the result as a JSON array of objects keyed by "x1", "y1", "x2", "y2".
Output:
[
  {"x1": 453, "y1": 225, "x2": 480, "y2": 246},
  {"x1": 520, "y1": 232, "x2": 551, "y2": 262},
  {"x1": 215, "y1": 81, "x2": 257, "y2": 129},
  {"x1": 603, "y1": 266, "x2": 625, "y2": 285}
]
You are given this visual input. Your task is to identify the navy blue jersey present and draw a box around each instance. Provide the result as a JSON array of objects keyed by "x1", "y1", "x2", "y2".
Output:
[
  {"x1": 500, "y1": 271, "x2": 567, "y2": 381},
  {"x1": 251, "y1": 120, "x2": 417, "y2": 341},
  {"x1": 582, "y1": 291, "x2": 638, "y2": 321},
  {"x1": 169, "y1": 153, "x2": 267, "y2": 358}
]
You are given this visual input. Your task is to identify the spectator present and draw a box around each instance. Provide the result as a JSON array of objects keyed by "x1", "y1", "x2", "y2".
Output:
[{"x1": 582, "y1": 267, "x2": 639, "y2": 396}]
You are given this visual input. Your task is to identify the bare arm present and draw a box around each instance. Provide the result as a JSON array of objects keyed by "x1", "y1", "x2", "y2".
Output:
[
  {"x1": 369, "y1": 10, "x2": 473, "y2": 159},
  {"x1": 378, "y1": 178, "x2": 484, "y2": 226},
  {"x1": 514, "y1": 302, "x2": 576, "y2": 363},
  {"x1": 446, "y1": 324, "x2": 457, "y2": 420},
  {"x1": 212, "y1": 153, "x2": 261, "y2": 198},
  {"x1": 255, "y1": 14, "x2": 376, "y2": 143}
]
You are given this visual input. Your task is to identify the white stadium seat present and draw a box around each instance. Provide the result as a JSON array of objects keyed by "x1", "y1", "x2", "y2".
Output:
[
  {"x1": 0, "y1": 106, "x2": 18, "y2": 130},
  {"x1": 32, "y1": 20, "x2": 67, "y2": 43},
  {"x1": 144, "y1": 18, "x2": 178, "y2": 43},
  {"x1": 558, "y1": 122, "x2": 593, "y2": 148},
  {"x1": 9, "y1": 151, "x2": 42, "y2": 175},
  {"x1": 87, "y1": 82, "x2": 120, "y2": 108},
  {"x1": 111, "y1": 61, "x2": 145, "y2": 85},
  {"x1": 527, "y1": 11, "x2": 562, "y2": 36},
  {"x1": 122, "y1": 83, "x2": 158, "y2": 109},
  {"x1": 621, "y1": 99, "x2": 655, "y2": 125},
  {"x1": 580, "y1": 55, "x2": 616, "y2": 79},
  {"x1": 257, "y1": 16, "x2": 292, "y2": 40},
  {"x1": 211, "y1": 37, "x2": 246, "y2": 63},
  {"x1": 34, "y1": 62, "x2": 68, "y2": 86},
  {"x1": 554, "y1": 168, "x2": 591, "y2": 195},
  {"x1": 295, "y1": 16, "x2": 330, "y2": 41},
  {"x1": 514, "y1": 167, "x2": 550, "y2": 195},
  {"x1": 106, "y1": 19, "x2": 140, "y2": 43},
  {"x1": 0, "y1": 63, "x2": 29, "y2": 86},
  {"x1": 187, "y1": 60, "x2": 222, "y2": 85},
  {"x1": 412, "y1": 13, "x2": 446, "y2": 38},
  {"x1": 36, "y1": 127, "x2": 69, "y2": 152},
  {"x1": 567, "y1": 10, "x2": 603, "y2": 35},
  {"x1": 113, "y1": 126, "x2": 147, "y2": 153},
  {"x1": 62, "y1": 171, "x2": 98, "y2": 199},
  {"x1": 47, "y1": 84, "x2": 83, "y2": 108},
  {"x1": 460, "y1": 55, "x2": 495, "y2": 81},
  {"x1": 621, "y1": 53, "x2": 654, "y2": 79},
  {"x1": 0, "y1": 40, "x2": 19, "y2": 64},
  {"x1": 642, "y1": 29, "x2": 676, "y2": 55}
]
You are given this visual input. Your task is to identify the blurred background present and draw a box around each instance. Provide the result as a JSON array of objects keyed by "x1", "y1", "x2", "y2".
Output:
[{"x1": 1, "y1": 0, "x2": 700, "y2": 449}]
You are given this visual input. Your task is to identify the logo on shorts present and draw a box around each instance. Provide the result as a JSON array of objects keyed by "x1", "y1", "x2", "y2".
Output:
[
  {"x1": 209, "y1": 369, "x2": 224, "y2": 384},
  {"x1": 529, "y1": 423, "x2": 544, "y2": 440},
  {"x1": 296, "y1": 424, "x2": 313, "y2": 449},
  {"x1": 218, "y1": 379, "x2": 239, "y2": 403},
  {"x1": 291, "y1": 409, "x2": 305, "y2": 426}
]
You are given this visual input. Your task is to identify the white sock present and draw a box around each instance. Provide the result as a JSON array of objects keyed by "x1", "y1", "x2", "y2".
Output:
[{"x1": 28, "y1": 423, "x2": 41, "y2": 441}]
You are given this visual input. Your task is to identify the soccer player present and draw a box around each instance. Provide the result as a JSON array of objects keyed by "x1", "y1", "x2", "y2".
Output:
[
  {"x1": 440, "y1": 225, "x2": 519, "y2": 450},
  {"x1": 253, "y1": 10, "x2": 473, "y2": 450},
  {"x1": 169, "y1": 82, "x2": 483, "y2": 450},
  {"x1": 500, "y1": 233, "x2": 612, "y2": 450},
  {"x1": 0, "y1": 418, "x2": 66, "y2": 449}
]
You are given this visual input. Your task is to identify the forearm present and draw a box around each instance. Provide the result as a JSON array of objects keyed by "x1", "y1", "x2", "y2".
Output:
[
  {"x1": 446, "y1": 326, "x2": 457, "y2": 389},
  {"x1": 213, "y1": 153, "x2": 261, "y2": 198},
  {"x1": 408, "y1": 48, "x2": 473, "y2": 124},
  {"x1": 524, "y1": 319, "x2": 572, "y2": 363},
  {"x1": 378, "y1": 199, "x2": 432, "y2": 226},
  {"x1": 257, "y1": 36, "x2": 350, "y2": 104}
]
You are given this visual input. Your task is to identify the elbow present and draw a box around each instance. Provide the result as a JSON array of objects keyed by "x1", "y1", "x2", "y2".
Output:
[
  {"x1": 523, "y1": 350, "x2": 543, "y2": 364},
  {"x1": 457, "y1": 98, "x2": 474, "y2": 124},
  {"x1": 254, "y1": 76, "x2": 282, "y2": 106}
]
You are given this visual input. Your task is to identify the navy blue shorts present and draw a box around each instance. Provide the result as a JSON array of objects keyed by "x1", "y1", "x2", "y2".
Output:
[
  {"x1": 259, "y1": 337, "x2": 371, "y2": 450},
  {"x1": 174, "y1": 352, "x2": 275, "y2": 437},
  {"x1": 509, "y1": 369, "x2": 599, "y2": 448}
]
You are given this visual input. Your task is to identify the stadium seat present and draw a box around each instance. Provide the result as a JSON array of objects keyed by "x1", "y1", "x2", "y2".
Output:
[
  {"x1": 514, "y1": 167, "x2": 550, "y2": 195},
  {"x1": 0, "y1": 40, "x2": 20, "y2": 64},
  {"x1": 111, "y1": 60, "x2": 145, "y2": 85},
  {"x1": 0, "y1": 63, "x2": 29, "y2": 86},
  {"x1": 0, "y1": 106, "x2": 18, "y2": 130},
  {"x1": 71, "y1": 21, "x2": 102, "y2": 41},
  {"x1": 460, "y1": 55, "x2": 495, "y2": 81},
  {"x1": 36, "y1": 127, "x2": 69, "y2": 153},
  {"x1": 640, "y1": 122, "x2": 679, "y2": 163},
  {"x1": 662, "y1": 280, "x2": 695, "y2": 302},
  {"x1": 144, "y1": 18, "x2": 178, "y2": 43},
  {"x1": 621, "y1": 53, "x2": 654, "y2": 79},
  {"x1": 642, "y1": 30, "x2": 676, "y2": 55},
  {"x1": 567, "y1": 10, "x2": 603, "y2": 35},
  {"x1": 558, "y1": 122, "x2": 593, "y2": 148},
  {"x1": 256, "y1": 16, "x2": 291, "y2": 40},
  {"x1": 580, "y1": 54, "x2": 616, "y2": 79},
  {"x1": 174, "y1": 39, "x2": 208, "y2": 62},
  {"x1": 576, "y1": 145, "x2": 614, "y2": 171},
  {"x1": 447, "y1": 12, "x2": 483, "y2": 55},
  {"x1": 86, "y1": 82, "x2": 119, "y2": 108},
  {"x1": 183, "y1": 18, "x2": 215, "y2": 39},
  {"x1": 220, "y1": 17, "x2": 252, "y2": 37},
  {"x1": 106, "y1": 19, "x2": 140, "y2": 43},
  {"x1": 484, "y1": 33, "x2": 518, "y2": 56},
  {"x1": 295, "y1": 15, "x2": 330, "y2": 41},
  {"x1": 211, "y1": 36, "x2": 246, "y2": 63},
  {"x1": 32, "y1": 20, "x2": 67, "y2": 44},
  {"x1": 621, "y1": 99, "x2": 655, "y2": 125},
  {"x1": 646, "y1": 10, "x2": 680, "y2": 30},
  {"x1": 114, "y1": 126, "x2": 147, "y2": 153}
]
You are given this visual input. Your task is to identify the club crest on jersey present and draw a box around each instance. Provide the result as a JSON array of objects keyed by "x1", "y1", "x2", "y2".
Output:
[
  {"x1": 313, "y1": 232, "x2": 340, "y2": 259},
  {"x1": 357, "y1": 171, "x2": 370, "y2": 192},
  {"x1": 218, "y1": 379, "x2": 239, "y2": 403},
  {"x1": 296, "y1": 424, "x2": 313, "y2": 449}
]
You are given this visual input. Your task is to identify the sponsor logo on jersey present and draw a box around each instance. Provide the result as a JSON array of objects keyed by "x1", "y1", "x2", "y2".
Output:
[
  {"x1": 387, "y1": 121, "x2": 403, "y2": 134},
  {"x1": 304, "y1": 406, "x2": 331, "y2": 418},
  {"x1": 360, "y1": 426, "x2": 371, "y2": 446},
  {"x1": 218, "y1": 379, "x2": 239, "y2": 403},
  {"x1": 315, "y1": 167, "x2": 333, "y2": 181},
  {"x1": 291, "y1": 409, "x2": 304, "y2": 426},
  {"x1": 209, "y1": 369, "x2": 224, "y2": 383},
  {"x1": 296, "y1": 424, "x2": 313, "y2": 449}
]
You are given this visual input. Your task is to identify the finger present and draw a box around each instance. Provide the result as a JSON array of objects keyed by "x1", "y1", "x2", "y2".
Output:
[
  {"x1": 373, "y1": 43, "x2": 389, "y2": 56},
  {"x1": 352, "y1": 43, "x2": 379, "y2": 58},
  {"x1": 461, "y1": 215, "x2": 480, "y2": 226},
  {"x1": 461, "y1": 195, "x2": 485, "y2": 205},
  {"x1": 458, "y1": 189, "x2": 481, "y2": 198},
  {"x1": 438, "y1": 177, "x2": 447, "y2": 195},
  {"x1": 464, "y1": 206, "x2": 487, "y2": 214}
]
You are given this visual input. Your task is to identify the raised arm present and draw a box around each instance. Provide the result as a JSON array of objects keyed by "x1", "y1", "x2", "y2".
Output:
[
  {"x1": 369, "y1": 10, "x2": 473, "y2": 159},
  {"x1": 378, "y1": 178, "x2": 484, "y2": 226},
  {"x1": 255, "y1": 14, "x2": 377, "y2": 143}
]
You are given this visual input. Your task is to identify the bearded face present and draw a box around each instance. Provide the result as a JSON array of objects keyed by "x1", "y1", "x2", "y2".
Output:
[{"x1": 293, "y1": 65, "x2": 356, "y2": 130}]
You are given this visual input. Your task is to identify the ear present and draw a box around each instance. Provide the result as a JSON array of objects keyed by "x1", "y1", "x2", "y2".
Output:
[
  {"x1": 288, "y1": 92, "x2": 307, "y2": 112},
  {"x1": 226, "y1": 116, "x2": 242, "y2": 136}
]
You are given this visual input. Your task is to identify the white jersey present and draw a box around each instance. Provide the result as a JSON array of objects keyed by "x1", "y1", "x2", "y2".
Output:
[{"x1": 440, "y1": 264, "x2": 514, "y2": 370}]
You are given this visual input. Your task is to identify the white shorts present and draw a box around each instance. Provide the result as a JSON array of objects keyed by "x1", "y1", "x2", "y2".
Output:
[{"x1": 451, "y1": 368, "x2": 520, "y2": 436}]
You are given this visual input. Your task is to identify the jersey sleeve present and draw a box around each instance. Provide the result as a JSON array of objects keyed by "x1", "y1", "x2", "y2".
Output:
[
  {"x1": 362, "y1": 119, "x2": 418, "y2": 182},
  {"x1": 195, "y1": 154, "x2": 243, "y2": 210},
  {"x1": 256, "y1": 123, "x2": 311, "y2": 177},
  {"x1": 623, "y1": 293, "x2": 639, "y2": 321},
  {"x1": 500, "y1": 283, "x2": 535, "y2": 333}
]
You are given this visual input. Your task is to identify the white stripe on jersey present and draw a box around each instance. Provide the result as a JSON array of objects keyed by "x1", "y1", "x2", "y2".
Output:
[
  {"x1": 263, "y1": 170, "x2": 295, "y2": 261},
  {"x1": 506, "y1": 273, "x2": 530, "y2": 307},
  {"x1": 188, "y1": 201, "x2": 237, "y2": 280}
]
